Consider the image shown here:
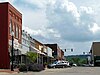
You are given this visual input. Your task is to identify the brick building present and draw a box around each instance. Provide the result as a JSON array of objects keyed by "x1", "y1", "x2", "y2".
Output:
[
  {"x1": 61, "y1": 50, "x2": 64, "y2": 60},
  {"x1": 45, "y1": 44, "x2": 64, "y2": 60},
  {"x1": 0, "y1": 2, "x2": 22, "y2": 69}
]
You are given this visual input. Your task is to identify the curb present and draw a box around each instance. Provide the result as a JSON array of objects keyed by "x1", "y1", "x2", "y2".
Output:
[{"x1": 0, "y1": 69, "x2": 19, "y2": 74}]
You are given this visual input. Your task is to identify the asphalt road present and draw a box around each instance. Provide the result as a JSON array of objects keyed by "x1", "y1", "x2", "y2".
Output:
[{"x1": 0, "y1": 67, "x2": 100, "y2": 75}]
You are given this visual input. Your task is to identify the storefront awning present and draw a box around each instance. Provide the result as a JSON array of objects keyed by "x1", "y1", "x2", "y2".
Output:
[{"x1": 31, "y1": 47, "x2": 46, "y2": 55}]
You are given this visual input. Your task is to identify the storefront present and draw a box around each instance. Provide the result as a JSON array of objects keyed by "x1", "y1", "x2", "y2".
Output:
[{"x1": 94, "y1": 56, "x2": 100, "y2": 66}]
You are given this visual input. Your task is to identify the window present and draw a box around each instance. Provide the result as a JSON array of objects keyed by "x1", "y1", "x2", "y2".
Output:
[
  {"x1": 22, "y1": 39, "x2": 24, "y2": 43},
  {"x1": 14, "y1": 23, "x2": 16, "y2": 37},
  {"x1": 16, "y1": 25, "x2": 18, "y2": 38},
  {"x1": 19, "y1": 28, "x2": 21, "y2": 39},
  {"x1": 9, "y1": 10, "x2": 11, "y2": 14},
  {"x1": 13, "y1": 23, "x2": 15, "y2": 37},
  {"x1": 9, "y1": 19, "x2": 12, "y2": 35},
  {"x1": 61, "y1": 61, "x2": 64, "y2": 63}
]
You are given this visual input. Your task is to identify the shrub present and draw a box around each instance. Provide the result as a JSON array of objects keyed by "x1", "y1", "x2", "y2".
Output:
[
  {"x1": 26, "y1": 52, "x2": 37, "y2": 63},
  {"x1": 19, "y1": 64, "x2": 28, "y2": 72},
  {"x1": 43, "y1": 62, "x2": 47, "y2": 68},
  {"x1": 28, "y1": 63, "x2": 45, "y2": 72}
]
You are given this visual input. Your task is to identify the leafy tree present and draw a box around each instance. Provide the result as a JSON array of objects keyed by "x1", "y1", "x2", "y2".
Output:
[
  {"x1": 67, "y1": 57, "x2": 88, "y2": 66},
  {"x1": 79, "y1": 59, "x2": 87, "y2": 65},
  {"x1": 26, "y1": 52, "x2": 37, "y2": 63},
  {"x1": 72, "y1": 57, "x2": 80, "y2": 65}
]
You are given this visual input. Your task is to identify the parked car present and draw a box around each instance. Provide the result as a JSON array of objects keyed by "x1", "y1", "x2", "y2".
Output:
[
  {"x1": 72, "y1": 63, "x2": 77, "y2": 66},
  {"x1": 47, "y1": 60, "x2": 70, "y2": 68},
  {"x1": 81, "y1": 64, "x2": 92, "y2": 67}
]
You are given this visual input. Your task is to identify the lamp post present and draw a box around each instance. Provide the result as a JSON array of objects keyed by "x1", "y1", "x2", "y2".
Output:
[{"x1": 11, "y1": 31, "x2": 14, "y2": 71}]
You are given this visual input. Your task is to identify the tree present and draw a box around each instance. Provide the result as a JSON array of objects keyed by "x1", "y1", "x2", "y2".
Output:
[
  {"x1": 79, "y1": 59, "x2": 87, "y2": 64},
  {"x1": 26, "y1": 52, "x2": 37, "y2": 63},
  {"x1": 72, "y1": 57, "x2": 80, "y2": 65}
]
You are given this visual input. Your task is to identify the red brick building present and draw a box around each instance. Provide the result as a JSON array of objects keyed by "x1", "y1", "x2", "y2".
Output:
[
  {"x1": 0, "y1": 2, "x2": 22, "y2": 69},
  {"x1": 61, "y1": 50, "x2": 64, "y2": 60}
]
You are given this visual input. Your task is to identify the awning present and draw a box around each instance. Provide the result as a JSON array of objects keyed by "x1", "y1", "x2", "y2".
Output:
[
  {"x1": 47, "y1": 56, "x2": 54, "y2": 58},
  {"x1": 39, "y1": 52, "x2": 46, "y2": 55},
  {"x1": 31, "y1": 47, "x2": 46, "y2": 55}
]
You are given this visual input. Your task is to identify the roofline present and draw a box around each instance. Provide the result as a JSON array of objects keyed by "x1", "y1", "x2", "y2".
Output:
[{"x1": 0, "y1": 2, "x2": 22, "y2": 16}]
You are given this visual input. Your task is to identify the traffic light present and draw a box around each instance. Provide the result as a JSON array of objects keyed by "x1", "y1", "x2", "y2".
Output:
[
  {"x1": 83, "y1": 52, "x2": 85, "y2": 54},
  {"x1": 71, "y1": 49, "x2": 73, "y2": 52},
  {"x1": 65, "y1": 49, "x2": 66, "y2": 52}
]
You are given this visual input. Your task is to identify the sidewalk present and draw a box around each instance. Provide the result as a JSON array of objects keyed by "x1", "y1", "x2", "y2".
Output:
[
  {"x1": 0, "y1": 69, "x2": 19, "y2": 74},
  {"x1": 0, "y1": 68, "x2": 49, "y2": 75}
]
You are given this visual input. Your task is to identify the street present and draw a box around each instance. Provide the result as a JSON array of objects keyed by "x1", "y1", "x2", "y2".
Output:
[{"x1": 0, "y1": 67, "x2": 100, "y2": 75}]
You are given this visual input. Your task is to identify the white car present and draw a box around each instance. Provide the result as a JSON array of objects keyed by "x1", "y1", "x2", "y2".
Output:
[
  {"x1": 47, "y1": 60, "x2": 70, "y2": 68},
  {"x1": 72, "y1": 64, "x2": 77, "y2": 66}
]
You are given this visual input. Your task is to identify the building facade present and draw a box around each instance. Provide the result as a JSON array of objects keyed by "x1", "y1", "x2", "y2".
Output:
[
  {"x1": 47, "y1": 46, "x2": 53, "y2": 63},
  {"x1": 45, "y1": 44, "x2": 63, "y2": 60},
  {"x1": 61, "y1": 50, "x2": 64, "y2": 60},
  {"x1": 0, "y1": 2, "x2": 22, "y2": 68},
  {"x1": 34, "y1": 39, "x2": 46, "y2": 64},
  {"x1": 21, "y1": 30, "x2": 30, "y2": 54},
  {"x1": 15, "y1": 30, "x2": 30, "y2": 64},
  {"x1": 91, "y1": 42, "x2": 100, "y2": 66}
]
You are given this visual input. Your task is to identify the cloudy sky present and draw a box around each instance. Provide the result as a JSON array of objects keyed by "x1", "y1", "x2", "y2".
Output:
[{"x1": 1, "y1": 0, "x2": 100, "y2": 55}]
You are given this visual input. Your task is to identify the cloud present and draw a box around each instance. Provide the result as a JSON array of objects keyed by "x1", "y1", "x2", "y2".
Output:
[
  {"x1": 45, "y1": 0, "x2": 100, "y2": 42},
  {"x1": 1, "y1": 0, "x2": 100, "y2": 55},
  {"x1": 20, "y1": 0, "x2": 47, "y2": 9},
  {"x1": 12, "y1": 0, "x2": 61, "y2": 42},
  {"x1": 80, "y1": 6, "x2": 94, "y2": 14},
  {"x1": 89, "y1": 23, "x2": 100, "y2": 33},
  {"x1": 15, "y1": 0, "x2": 100, "y2": 55},
  {"x1": 15, "y1": 0, "x2": 100, "y2": 43},
  {"x1": 0, "y1": 0, "x2": 8, "y2": 2},
  {"x1": 0, "y1": 0, "x2": 14, "y2": 3}
]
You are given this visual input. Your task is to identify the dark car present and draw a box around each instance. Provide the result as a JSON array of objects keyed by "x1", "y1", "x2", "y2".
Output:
[{"x1": 47, "y1": 60, "x2": 70, "y2": 68}]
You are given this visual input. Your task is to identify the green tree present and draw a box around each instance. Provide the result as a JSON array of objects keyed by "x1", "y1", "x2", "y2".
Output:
[
  {"x1": 72, "y1": 57, "x2": 80, "y2": 65},
  {"x1": 26, "y1": 52, "x2": 37, "y2": 63},
  {"x1": 79, "y1": 59, "x2": 87, "y2": 65}
]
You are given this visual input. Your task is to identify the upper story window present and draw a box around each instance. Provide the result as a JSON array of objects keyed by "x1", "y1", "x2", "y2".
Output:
[
  {"x1": 19, "y1": 28, "x2": 21, "y2": 39},
  {"x1": 9, "y1": 10, "x2": 12, "y2": 16},
  {"x1": 14, "y1": 23, "x2": 16, "y2": 37},
  {"x1": 13, "y1": 23, "x2": 15, "y2": 37},
  {"x1": 16, "y1": 25, "x2": 18, "y2": 38},
  {"x1": 22, "y1": 32, "x2": 25, "y2": 38},
  {"x1": 9, "y1": 19, "x2": 12, "y2": 35}
]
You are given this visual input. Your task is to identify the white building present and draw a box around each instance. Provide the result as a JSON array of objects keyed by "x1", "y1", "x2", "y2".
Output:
[
  {"x1": 47, "y1": 47, "x2": 53, "y2": 58},
  {"x1": 21, "y1": 30, "x2": 30, "y2": 54}
]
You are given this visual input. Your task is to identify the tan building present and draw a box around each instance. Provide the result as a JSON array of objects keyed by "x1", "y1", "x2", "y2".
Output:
[
  {"x1": 91, "y1": 42, "x2": 100, "y2": 66},
  {"x1": 91, "y1": 42, "x2": 100, "y2": 56}
]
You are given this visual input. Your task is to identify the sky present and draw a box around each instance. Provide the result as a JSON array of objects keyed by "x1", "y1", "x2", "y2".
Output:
[{"x1": 0, "y1": 0, "x2": 100, "y2": 56}]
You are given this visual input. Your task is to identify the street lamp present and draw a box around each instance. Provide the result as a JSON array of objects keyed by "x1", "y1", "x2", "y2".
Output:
[{"x1": 11, "y1": 31, "x2": 14, "y2": 71}]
